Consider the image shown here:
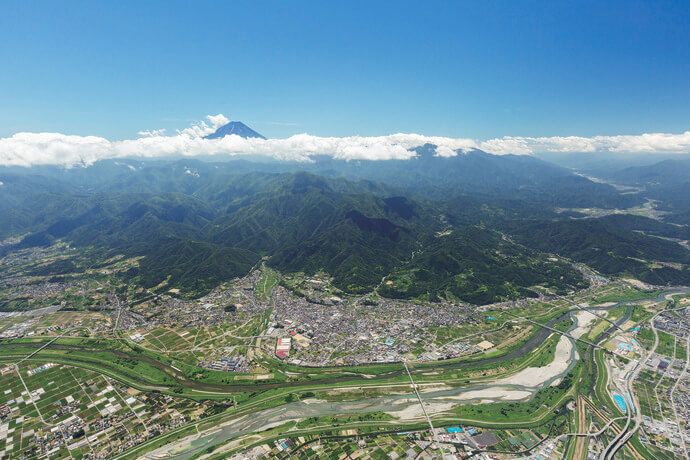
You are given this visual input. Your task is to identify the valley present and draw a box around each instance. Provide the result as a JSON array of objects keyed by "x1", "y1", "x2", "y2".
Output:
[
  {"x1": 1, "y1": 127, "x2": 690, "y2": 460},
  {"x1": 3, "y1": 4, "x2": 690, "y2": 458},
  {"x1": 2, "y1": 233, "x2": 690, "y2": 458}
]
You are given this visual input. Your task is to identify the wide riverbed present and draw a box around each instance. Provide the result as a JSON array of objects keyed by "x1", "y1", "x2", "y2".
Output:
[{"x1": 145, "y1": 287, "x2": 690, "y2": 459}]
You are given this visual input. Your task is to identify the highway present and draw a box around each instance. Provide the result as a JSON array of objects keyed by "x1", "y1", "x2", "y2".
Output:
[
  {"x1": 556, "y1": 293, "x2": 625, "y2": 333},
  {"x1": 670, "y1": 338, "x2": 690, "y2": 458},
  {"x1": 600, "y1": 305, "x2": 689, "y2": 459},
  {"x1": 502, "y1": 310, "x2": 609, "y2": 352}
]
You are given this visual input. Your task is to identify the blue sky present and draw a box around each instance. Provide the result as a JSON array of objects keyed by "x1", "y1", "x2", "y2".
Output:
[{"x1": 0, "y1": 0, "x2": 688, "y2": 140}]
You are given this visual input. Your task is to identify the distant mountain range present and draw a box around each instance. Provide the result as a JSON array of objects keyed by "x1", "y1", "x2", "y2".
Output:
[
  {"x1": 599, "y1": 158, "x2": 690, "y2": 216},
  {"x1": 608, "y1": 158, "x2": 690, "y2": 187},
  {"x1": 1, "y1": 134, "x2": 689, "y2": 304},
  {"x1": 204, "y1": 121, "x2": 266, "y2": 140}
]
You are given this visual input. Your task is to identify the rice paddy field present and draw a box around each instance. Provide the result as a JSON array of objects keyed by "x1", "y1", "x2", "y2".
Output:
[
  {"x1": 126, "y1": 316, "x2": 266, "y2": 358},
  {"x1": 0, "y1": 362, "x2": 199, "y2": 459}
]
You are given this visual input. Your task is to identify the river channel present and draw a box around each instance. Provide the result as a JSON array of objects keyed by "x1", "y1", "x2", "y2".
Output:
[{"x1": 147, "y1": 287, "x2": 690, "y2": 459}]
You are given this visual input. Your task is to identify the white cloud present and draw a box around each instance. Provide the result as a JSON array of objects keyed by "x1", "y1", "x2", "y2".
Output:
[
  {"x1": 138, "y1": 128, "x2": 167, "y2": 137},
  {"x1": 434, "y1": 145, "x2": 458, "y2": 158},
  {"x1": 205, "y1": 114, "x2": 230, "y2": 130},
  {"x1": 1, "y1": 114, "x2": 689, "y2": 168},
  {"x1": 479, "y1": 132, "x2": 690, "y2": 155}
]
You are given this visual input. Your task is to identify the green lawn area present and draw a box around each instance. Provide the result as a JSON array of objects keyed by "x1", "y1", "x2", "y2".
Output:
[
  {"x1": 452, "y1": 362, "x2": 581, "y2": 424},
  {"x1": 255, "y1": 267, "x2": 280, "y2": 302},
  {"x1": 637, "y1": 328, "x2": 675, "y2": 357},
  {"x1": 591, "y1": 288, "x2": 663, "y2": 305}
]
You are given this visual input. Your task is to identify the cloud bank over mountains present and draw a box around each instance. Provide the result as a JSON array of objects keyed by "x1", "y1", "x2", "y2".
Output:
[{"x1": 1, "y1": 114, "x2": 690, "y2": 167}]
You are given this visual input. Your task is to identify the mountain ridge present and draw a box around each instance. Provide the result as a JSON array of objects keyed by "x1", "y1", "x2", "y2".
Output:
[{"x1": 204, "y1": 121, "x2": 266, "y2": 140}]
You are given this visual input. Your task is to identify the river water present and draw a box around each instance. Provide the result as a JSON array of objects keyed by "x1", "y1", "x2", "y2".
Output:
[{"x1": 152, "y1": 287, "x2": 690, "y2": 459}]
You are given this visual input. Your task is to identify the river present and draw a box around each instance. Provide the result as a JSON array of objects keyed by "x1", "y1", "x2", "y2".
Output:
[{"x1": 137, "y1": 287, "x2": 690, "y2": 458}]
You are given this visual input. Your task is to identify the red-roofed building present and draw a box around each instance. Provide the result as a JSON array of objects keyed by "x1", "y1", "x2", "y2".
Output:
[{"x1": 276, "y1": 338, "x2": 291, "y2": 359}]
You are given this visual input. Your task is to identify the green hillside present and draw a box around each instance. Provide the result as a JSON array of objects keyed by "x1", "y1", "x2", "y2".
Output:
[
  {"x1": 3, "y1": 158, "x2": 689, "y2": 302},
  {"x1": 378, "y1": 226, "x2": 587, "y2": 304}
]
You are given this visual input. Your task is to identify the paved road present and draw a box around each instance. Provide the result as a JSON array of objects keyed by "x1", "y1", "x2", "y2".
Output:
[
  {"x1": 670, "y1": 338, "x2": 690, "y2": 459},
  {"x1": 601, "y1": 306, "x2": 675, "y2": 459}
]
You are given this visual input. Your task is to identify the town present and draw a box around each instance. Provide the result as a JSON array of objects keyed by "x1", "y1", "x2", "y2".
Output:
[{"x1": 2, "y1": 244, "x2": 690, "y2": 459}]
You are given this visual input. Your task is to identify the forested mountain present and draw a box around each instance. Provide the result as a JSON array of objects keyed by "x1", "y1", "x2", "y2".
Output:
[
  {"x1": 504, "y1": 217, "x2": 690, "y2": 286},
  {"x1": 533, "y1": 152, "x2": 690, "y2": 176},
  {"x1": 608, "y1": 158, "x2": 690, "y2": 187},
  {"x1": 599, "y1": 158, "x2": 690, "y2": 213},
  {"x1": 2, "y1": 149, "x2": 689, "y2": 302},
  {"x1": 1, "y1": 146, "x2": 643, "y2": 207},
  {"x1": 378, "y1": 226, "x2": 588, "y2": 304}
]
